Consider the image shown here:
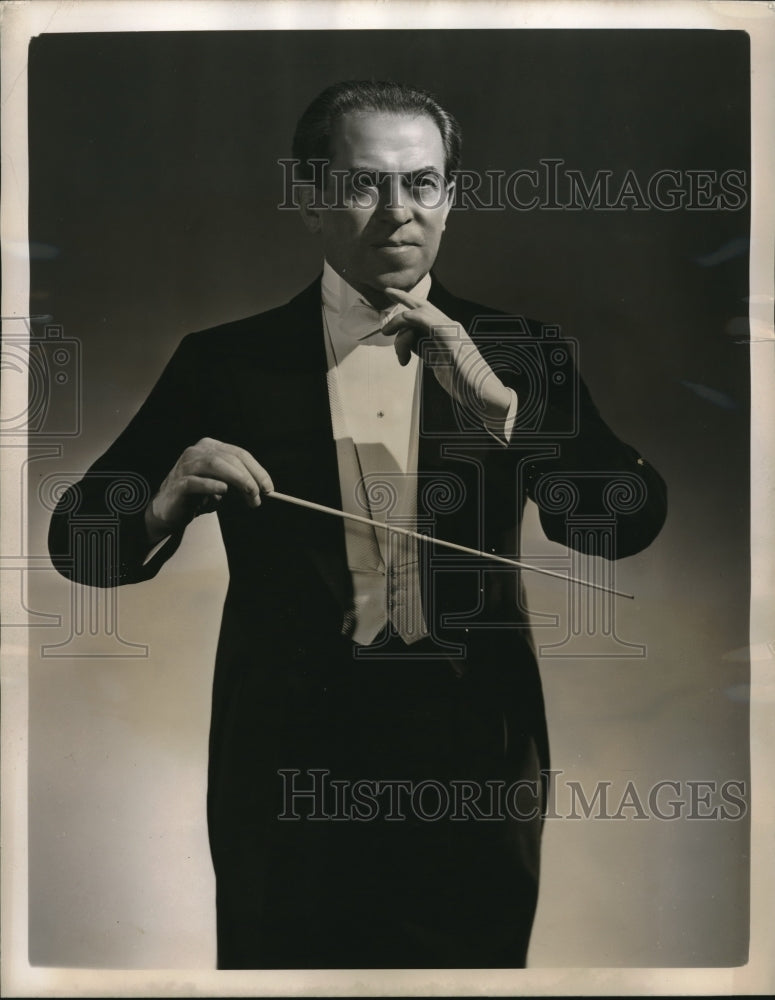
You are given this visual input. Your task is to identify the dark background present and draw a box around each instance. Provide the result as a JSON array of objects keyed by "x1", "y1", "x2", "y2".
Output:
[{"x1": 26, "y1": 30, "x2": 750, "y2": 968}]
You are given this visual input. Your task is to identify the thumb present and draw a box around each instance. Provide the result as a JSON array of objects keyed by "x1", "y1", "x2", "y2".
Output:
[{"x1": 394, "y1": 328, "x2": 416, "y2": 366}]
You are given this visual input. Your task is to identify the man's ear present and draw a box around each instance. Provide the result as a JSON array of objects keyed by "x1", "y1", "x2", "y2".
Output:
[
  {"x1": 441, "y1": 180, "x2": 455, "y2": 231},
  {"x1": 298, "y1": 186, "x2": 324, "y2": 234}
]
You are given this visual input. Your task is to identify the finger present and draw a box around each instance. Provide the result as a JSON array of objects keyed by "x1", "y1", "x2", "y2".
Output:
[
  {"x1": 191, "y1": 439, "x2": 274, "y2": 496},
  {"x1": 181, "y1": 476, "x2": 229, "y2": 497},
  {"x1": 394, "y1": 328, "x2": 417, "y2": 367},
  {"x1": 193, "y1": 492, "x2": 225, "y2": 517},
  {"x1": 175, "y1": 477, "x2": 229, "y2": 519},
  {"x1": 190, "y1": 453, "x2": 264, "y2": 505},
  {"x1": 218, "y1": 444, "x2": 275, "y2": 495},
  {"x1": 383, "y1": 286, "x2": 423, "y2": 309},
  {"x1": 154, "y1": 476, "x2": 227, "y2": 525},
  {"x1": 381, "y1": 310, "x2": 422, "y2": 338}
]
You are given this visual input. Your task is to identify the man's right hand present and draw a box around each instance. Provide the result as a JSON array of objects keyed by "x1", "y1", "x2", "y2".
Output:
[{"x1": 144, "y1": 437, "x2": 274, "y2": 545}]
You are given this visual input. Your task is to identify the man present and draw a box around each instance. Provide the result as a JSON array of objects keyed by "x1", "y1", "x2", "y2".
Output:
[{"x1": 49, "y1": 80, "x2": 667, "y2": 969}]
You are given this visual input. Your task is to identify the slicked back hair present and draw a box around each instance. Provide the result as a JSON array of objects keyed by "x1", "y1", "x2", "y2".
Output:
[{"x1": 292, "y1": 79, "x2": 462, "y2": 185}]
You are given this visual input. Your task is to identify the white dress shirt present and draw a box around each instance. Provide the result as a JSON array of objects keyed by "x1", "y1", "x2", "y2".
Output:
[
  {"x1": 322, "y1": 262, "x2": 429, "y2": 644},
  {"x1": 321, "y1": 262, "x2": 517, "y2": 646}
]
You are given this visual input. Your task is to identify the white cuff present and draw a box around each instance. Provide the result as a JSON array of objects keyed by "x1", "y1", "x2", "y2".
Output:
[
  {"x1": 142, "y1": 534, "x2": 172, "y2": 566},
  {"x1": 484, "y1": 387, "x2": 518, "y2": 447}
]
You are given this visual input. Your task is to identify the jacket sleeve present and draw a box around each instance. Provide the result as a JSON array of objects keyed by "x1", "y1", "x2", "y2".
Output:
[
  {"x1": 499, "y1": 336, "x2": 667, "y2": 560},
  {"x1": 48, "y1": 332, "x2": 209, "y2": 587}
]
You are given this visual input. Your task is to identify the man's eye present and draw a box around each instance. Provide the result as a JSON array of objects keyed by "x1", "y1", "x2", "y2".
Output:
[
  {"x1": 353, "y1": 171, "x2": 379, "y2": 189},
  {"x1": 412, "y1": 172, "x2": 442, "y2": 189},
  {"x1": 343, "y1": 171, "x2": 380, "y2": 207},
  {"x1": 410, "y1": 172, "x2": 446, "y2": 207}
]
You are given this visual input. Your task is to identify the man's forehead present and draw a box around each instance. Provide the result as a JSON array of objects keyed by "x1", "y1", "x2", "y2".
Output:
[{"x1": 328, "y1": 111, "x2": 446, "y2": 171}]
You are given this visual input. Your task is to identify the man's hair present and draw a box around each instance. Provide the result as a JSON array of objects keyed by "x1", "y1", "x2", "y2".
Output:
[{"x1": 292, "y1": 79, "x2": 462, "y2": 185}]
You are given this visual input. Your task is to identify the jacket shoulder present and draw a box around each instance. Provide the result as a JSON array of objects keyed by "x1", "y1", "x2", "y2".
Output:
[{"x1": 176, "y1": 277, "x2": 322, "y2": 358}]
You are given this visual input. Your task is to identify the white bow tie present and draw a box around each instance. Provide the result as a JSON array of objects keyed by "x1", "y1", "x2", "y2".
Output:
[{"x1": 338, "y1": 298, "x2": 403, "y2": 342}]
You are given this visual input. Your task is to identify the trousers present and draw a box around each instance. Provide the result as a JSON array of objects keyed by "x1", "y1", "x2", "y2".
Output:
[{"x1": 214, "y1": 634, "x2": 543, "y2": 969}]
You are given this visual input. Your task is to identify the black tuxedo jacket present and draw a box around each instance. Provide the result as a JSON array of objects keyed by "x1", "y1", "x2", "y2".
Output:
[{"x1": 48, "y1": 275, "x2": 667, "y2": 962}]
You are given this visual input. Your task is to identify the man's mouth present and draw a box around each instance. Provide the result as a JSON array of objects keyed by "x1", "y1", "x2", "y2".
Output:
[{"x1": 372, "y1": 241, "x2": 420, "y2": 250}]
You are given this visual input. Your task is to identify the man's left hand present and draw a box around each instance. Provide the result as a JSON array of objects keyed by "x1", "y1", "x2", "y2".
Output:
[{"x1": 380, "y1": 287, "x2": 514, "y2": 426}]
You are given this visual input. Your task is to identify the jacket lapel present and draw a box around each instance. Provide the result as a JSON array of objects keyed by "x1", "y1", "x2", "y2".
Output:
[{"x1": 246, "y1": 277, "x2": 354, "y2": 613}]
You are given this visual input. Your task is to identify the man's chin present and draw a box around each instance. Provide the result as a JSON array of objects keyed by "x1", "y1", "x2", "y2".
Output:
[
  {"x1": 370, "y1": 269, "x2": 428, "y2": 296},
  {"x1": 360, "y1": 277, "x2": 420, "y2": 310}
]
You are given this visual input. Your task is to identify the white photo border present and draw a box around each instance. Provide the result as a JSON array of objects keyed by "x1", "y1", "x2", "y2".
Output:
[{"x1": 2, "y1": 1, "x2": 773, "y2": 996}]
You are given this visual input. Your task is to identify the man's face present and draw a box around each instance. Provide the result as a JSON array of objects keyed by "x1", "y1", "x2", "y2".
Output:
[{"x1": 303, "y1": 111, "x2": 453, "y2": 308}]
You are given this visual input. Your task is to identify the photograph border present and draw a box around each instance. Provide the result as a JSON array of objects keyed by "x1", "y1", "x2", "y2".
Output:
[{"x1": 2, "y1": 1, "x2": 773, "y2": 995}]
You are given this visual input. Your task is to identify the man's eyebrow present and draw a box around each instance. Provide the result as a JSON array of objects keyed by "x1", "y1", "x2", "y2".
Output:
[
  {"x1": 343, "y1": 166, "x2": 445, "y2": 179},
  {"x1": 407, "y1": 166, "x2": 445, "y2": 178}
]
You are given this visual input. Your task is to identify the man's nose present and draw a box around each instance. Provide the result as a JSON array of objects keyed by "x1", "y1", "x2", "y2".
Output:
[{"x1": 376, "y1": 175, "x2": 412, "y2": 223}]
